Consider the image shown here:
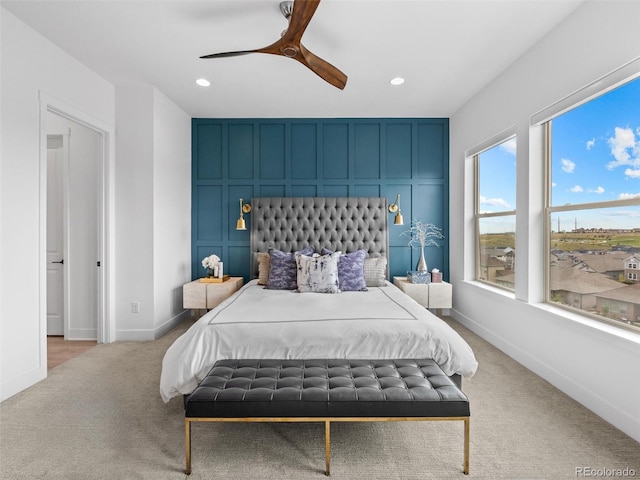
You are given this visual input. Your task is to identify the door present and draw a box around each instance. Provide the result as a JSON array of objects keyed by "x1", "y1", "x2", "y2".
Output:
[{"x1": 47, "y1": 136, "x2": 66, "y2": 336}]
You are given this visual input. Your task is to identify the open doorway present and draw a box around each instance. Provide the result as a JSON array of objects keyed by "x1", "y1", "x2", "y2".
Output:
[
  {"x1": 46, "y1": 112, "x2": 101, "y2": 353},
  {"x1": 40, "y1": 95, "x2": 114, "y2": 361}
]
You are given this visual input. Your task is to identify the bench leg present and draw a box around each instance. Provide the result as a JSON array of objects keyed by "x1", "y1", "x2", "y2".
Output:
[
  {"x1": 325, "y1": 420, "x2": 331, "y2": 476},
  {"x1": 185, "y1": 419, "x2": 192, "y2": 475},
  {"x1": 463, "y1": 418, "x2": 469, "y2": 475}
]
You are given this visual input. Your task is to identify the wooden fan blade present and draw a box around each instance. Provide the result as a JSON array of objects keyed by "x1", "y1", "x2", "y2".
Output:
[
  {"x1": 297, "y1": 43, "x2": 347, "y2": 90},
  {"x1": 200, "y1": 50, "x2": 256, "y2": 59},
  {"x1": 284, "y1": 0, "x2": 321, "y2": 42},
  {"x1": 199, "y1": 0, "x2": 347, "y2": 90},
  {"x1": 202, "y1": 0, "x2": 320, "y2": 59}
]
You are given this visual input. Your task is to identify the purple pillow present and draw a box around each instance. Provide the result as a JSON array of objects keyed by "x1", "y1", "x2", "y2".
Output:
[
  {"x1": 266, "y1": 247, "x2": 314, "y2": 290},
  {"x1": 321, "y1": 248, "x2": 368, "y2": 291}
]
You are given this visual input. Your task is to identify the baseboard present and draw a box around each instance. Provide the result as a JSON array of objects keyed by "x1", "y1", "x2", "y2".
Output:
[
  {"x1": 153, "y1": 309, "x2": 191, "y2": 339},
  {"x1": 67, "y1": 328, "x2": 97, "y2": 341},
  {"x1": 451, "y1": 309, "x2": 640, "y2": 443},
  {"x1": 115, "y1": 309, "x2": 191, "y2": 341},
  {"x1": 0, "y1": 364, "x2": 47, "y2": 402}
]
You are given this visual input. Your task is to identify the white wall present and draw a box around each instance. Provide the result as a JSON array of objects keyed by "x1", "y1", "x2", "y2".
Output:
[
  {"x1": 114, "y1": 87, "x2": 156, "y2": 340},
  {"x1": 1, "y1": 9, "x2": 191, "y2": 400},
  {"x1": 0, "y1": 8, "x2": 115, "y2": 400},
  {"x1": 450, "y1": 1, "x2": 640, "y2": 442},
  {"x1": 114, "y1": 86, "x2": 191, "y2": 341},
  {"x1": 152, "y1": 90, "x2": 192, "y2": 337}
]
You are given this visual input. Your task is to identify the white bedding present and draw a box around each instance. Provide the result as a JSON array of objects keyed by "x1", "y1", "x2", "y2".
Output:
[{"x1": 160, "y1": 280, "x2": 478, "y2": 402}]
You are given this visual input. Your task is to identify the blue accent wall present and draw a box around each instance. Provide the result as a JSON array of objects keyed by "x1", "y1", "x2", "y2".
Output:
[{"x1": 191, "y1": 118, "x2": 449, "y2": 282}]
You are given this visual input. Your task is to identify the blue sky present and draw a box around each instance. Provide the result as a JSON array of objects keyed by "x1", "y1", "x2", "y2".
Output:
[
  {"x1": 552, "y1": 77, "x2": 640, "y2": 205},
  {"x1": 478, "y1": 137, "x2": 517, "y2": 233},
  {"x1": 479, "y1": 76, "x2": 639, "y2": 232}
]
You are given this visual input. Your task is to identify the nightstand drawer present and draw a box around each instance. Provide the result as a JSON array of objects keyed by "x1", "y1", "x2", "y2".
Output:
[
  {"x1": 183, "y1": 277, "x2": 243, "y2": 310},
  {"x1": 393, "y1": 276, "x2": 452, "y2": 311}
]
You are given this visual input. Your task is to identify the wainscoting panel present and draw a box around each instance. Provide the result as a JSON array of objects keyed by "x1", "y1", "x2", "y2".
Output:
[{"x1": 192, "y1": 118, "x2": 449, "y2": 282}]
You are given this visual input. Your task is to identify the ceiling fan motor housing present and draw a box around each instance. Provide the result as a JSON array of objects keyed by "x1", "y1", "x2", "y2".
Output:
[{"x1": 280, "y1": 1, "x2": 293, "y2": 19}]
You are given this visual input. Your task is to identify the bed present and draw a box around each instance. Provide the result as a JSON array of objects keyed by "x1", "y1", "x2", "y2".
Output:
[{"x1": 160, "y1": 197, "x2": 477, "y2": 403}]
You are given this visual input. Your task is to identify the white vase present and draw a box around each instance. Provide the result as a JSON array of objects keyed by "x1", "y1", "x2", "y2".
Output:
[{"x1": 416, "y1": 247, "x2": 428, "y2": 272}]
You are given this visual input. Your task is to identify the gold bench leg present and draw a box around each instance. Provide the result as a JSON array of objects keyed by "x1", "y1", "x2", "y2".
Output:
[
  {"x1": 325, "y1": 420, "x2": 331, "y2": 476},
  {"x1": 463, "y1": 417, "x2": 470, "y2": 475},
  {"x1": 185, "y1": 419, "x2": 192, "y2": 475}
]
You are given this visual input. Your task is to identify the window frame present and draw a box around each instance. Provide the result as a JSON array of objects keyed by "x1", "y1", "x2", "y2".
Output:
[
  {"x1": 473, "y1": 135, "x2": 517, "y2": 292},
  {"x1": 542, "y1": 101, "x2": 640, "y2": 333}
]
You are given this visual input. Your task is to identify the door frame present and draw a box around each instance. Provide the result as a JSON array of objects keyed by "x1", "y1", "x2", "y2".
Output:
[{"x1": 39, "y1": 92, "x2": 115, "y2": 347}]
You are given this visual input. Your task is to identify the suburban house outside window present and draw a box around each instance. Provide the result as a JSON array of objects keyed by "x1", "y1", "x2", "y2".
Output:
[
  {"x1": 544, "y1": 76, "x2": 640, "y2": 332},
  {"x1": 474, "y1": 137, "x2": 517, "y2": 291}
]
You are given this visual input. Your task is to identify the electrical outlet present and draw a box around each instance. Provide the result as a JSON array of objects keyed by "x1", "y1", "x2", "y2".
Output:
[{"x1": 131, "y1": 302, "x2": 140, "y2": 313}]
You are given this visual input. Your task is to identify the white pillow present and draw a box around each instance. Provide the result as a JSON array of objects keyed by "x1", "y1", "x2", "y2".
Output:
[
  {"x1": 295, "y1": 251, "x2": 341, "y2": 293},
  {"x1": 364, "y1": 256, "x2": 387, "y2": 287}
]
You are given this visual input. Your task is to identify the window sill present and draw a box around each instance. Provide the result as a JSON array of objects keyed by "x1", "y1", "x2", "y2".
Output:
[
  {"x1": 462, "y1": 279, "x2": 515, "y2": 300},
  {"x1": 461, "y1": 280, "x2": 640, "y2": 348},
  {"x1": 531, "y1": 302, "x2": 640, "y2": 346}
]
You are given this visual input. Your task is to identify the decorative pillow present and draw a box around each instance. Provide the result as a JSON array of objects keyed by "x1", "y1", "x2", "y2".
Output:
[
  {"x1": 257, "y1": 252, "x2": 270, "y2": 285},
  {"x1": 364, "y1": 256, "x2": 387, "y2": 287},
  {"x1": 296, "y1": 252, "x2": 341, "y2": 294},
  {"x1": 266, "y1": 248, "x2": 314, "y2": 290},
  {"x1": 321, "y1": 248, "x2": 367, "y2": 291}
]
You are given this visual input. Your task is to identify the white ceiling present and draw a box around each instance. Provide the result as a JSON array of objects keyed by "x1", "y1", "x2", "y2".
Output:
[{"x1": 3, "y1": 0, "x2": 584, "y2": 118}]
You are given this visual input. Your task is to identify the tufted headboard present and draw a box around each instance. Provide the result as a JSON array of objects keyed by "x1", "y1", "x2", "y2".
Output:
[{"x1": 250, "y1": 197, "x2": 388, "y2": 279}]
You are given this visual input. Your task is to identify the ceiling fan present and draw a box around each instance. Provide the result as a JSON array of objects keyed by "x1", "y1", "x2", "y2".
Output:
[{"x1": 200, "y1": 0, "x2": 347, "y2": 90}]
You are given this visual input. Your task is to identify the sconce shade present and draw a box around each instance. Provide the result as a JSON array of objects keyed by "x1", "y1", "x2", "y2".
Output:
[
  {"x1": 236, "y1": 198, "x2": 250, "y2": 230},
  {"x1": 394, "y1": 212, "x2": 404, "y2": 225}
]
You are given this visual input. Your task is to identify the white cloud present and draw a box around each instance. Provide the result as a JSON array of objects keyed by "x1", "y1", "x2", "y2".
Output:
[
  {"x1": 586, "y1": 138, "x2": 595, "y2": 150},
  {"x1": 499, "y1": 138, "x2": 517, "y2": 156},
  {"x1": 552, "y1": 182, "x2": 557, "y2": 187},
  {"x1": 588, "y1": 186, "x2": 605, "y2": 194},
  {"x1": 570, "y1": 185, "x2": 583, "y2": 193},
  {"x1": 561, "y1": 158, "x2": 576, "y2": 173},
  {"x1": 607, "y1": 126, "x2": 640, "y2": 169},
  {"x1": 624, "y1": 168, "x2": 640, "y2": 179},
  {"x1": 479, "y1": 196, "x2": 511, "y2": 209},
  {"x1": 618, "y1": 192, "x2": 640, "y2": 200}
]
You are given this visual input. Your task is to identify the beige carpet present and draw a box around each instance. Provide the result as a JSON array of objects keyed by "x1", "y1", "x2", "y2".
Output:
[{"x1": 1, "y1": 317, "x2": 638, "y2": 480}]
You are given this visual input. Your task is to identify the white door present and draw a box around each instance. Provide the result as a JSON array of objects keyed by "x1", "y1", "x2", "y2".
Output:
[{"x1": 47, "y1": 137, "x2": 66, "y2": 336}]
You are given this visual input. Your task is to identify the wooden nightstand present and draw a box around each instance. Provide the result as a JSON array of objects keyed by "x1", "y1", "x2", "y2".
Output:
[
  {"x1": 393, "y1": 276, "x2": 452, "y2": 316},
  {"x1": 183, "y1": 277, "x2": 243, "y2": 316}
]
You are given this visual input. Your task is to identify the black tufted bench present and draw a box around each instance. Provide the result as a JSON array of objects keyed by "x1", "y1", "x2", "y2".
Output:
[{"x1": 184, "y1": 359, "x2": 470, "y2": 476}]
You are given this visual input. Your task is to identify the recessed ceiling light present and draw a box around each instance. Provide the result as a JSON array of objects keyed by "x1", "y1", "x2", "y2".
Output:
[
  {"x1": 390, "y1": 77, "x2": 405, "y2": 86},
  {"x1": 195, "y1": 78, "x2": 211, "y2": 87}
]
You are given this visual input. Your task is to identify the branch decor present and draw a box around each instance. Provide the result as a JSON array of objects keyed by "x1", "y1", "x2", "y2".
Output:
[{"x1": 401, "y1": 220, "x2": 445, "y2": 272}]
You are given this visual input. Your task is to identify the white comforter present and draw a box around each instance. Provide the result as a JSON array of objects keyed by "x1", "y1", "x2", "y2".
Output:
[{"x1": 160, "y1": 280, "x2": 478, "y2": 402}]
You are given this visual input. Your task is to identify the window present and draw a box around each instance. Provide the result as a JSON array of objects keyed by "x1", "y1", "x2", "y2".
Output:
[
  {"x1": 545, "y1": 77, "x2": 640, "y2": 331},
  {"x1": 474, "y1": 137, "x2": 517, "y2": 290}
]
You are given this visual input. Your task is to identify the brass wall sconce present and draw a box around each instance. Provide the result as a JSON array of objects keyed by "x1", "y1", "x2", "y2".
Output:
[
  {"x1": 388, "y1": 194, "x2": 404, "y2": 225},
  {"x1": 236, "y1": 198, "x2": 252, "y2": 230}
]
